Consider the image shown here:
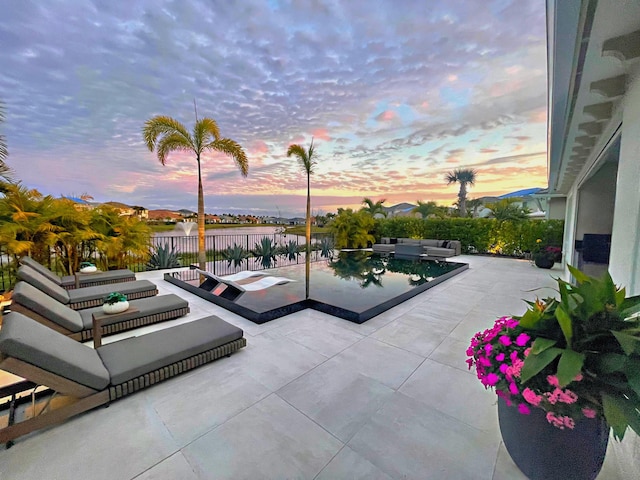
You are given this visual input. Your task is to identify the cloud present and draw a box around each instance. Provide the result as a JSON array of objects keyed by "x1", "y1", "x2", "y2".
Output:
[{"x1": 0, "y1": 0, "x2": 548, "y2": 216}]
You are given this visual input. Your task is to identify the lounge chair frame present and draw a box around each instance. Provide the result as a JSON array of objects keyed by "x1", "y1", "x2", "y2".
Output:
[{"x1": 0, "y1": 337, "x2": 246, "y2": 445}]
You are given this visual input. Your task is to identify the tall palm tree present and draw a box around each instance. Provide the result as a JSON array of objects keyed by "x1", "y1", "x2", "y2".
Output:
[
  {"x1": 0, "y1": 101, "x2": 13, "y2": 186},
  {"x1": 361, "y1": 197, "x2": 387, "y2": 217},
  {"x1": 412, "y1": 200, "x2": 443, "y2": 219},
  {"x1": 287, "y1": 140, "x2": 317, "y2": 257},
  {"x1": 445, "y1": 168, "x2": 478, "y2": 217},
  {"x1": 143, "y1": 114, "x2": 248, "y2": 270}
]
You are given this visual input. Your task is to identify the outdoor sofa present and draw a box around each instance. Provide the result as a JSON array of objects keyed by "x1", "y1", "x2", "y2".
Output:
[
  {"x1": 372, "y1": 237, "x2": 462, "y2": 258},
  {"x1": 17, "y1": 265, "x2": 158, "y2": 310},
  {"x1": 0, "y1": 312, "x2": 246, "y2": 445},
  {"x1": 11, "y1": 281, "x2": 190, "y2": 342},
  {"x1": 20, "y1": 256, "x2": 136, "y2": 290}
]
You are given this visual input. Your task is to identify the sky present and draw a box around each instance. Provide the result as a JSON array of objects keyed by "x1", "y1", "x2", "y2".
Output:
[{"x1": 0, "y1": 0, "x2": 548, "y2": 218}]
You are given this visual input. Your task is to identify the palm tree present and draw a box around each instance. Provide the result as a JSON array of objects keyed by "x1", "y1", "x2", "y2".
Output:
[
  {"x1": 361, "y1": 198, "x2": 387, "y2": 217},
  {"x1": 485, "y1": 198, "x2": 531, "y2": 222},
  {"x1": 445, "y1": 168, "x2": 478, "y2": 217},
  {"x1": 412, "y1": 200, "x2": 444, "y2": 219},
  {"x1": 143, "y1": 114, "x2": 248, "y2": 269},
  {"x1": 287, "y1": 140, "x2": 317, "y2": 258},
  {"x1": 0, "y1": 101, "x2": 13, "y2": 186}
]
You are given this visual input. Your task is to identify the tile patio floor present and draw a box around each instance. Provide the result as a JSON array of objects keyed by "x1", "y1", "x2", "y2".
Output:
[{"x1": 1, "y1": 256, "x2": 637, "y2": 479}]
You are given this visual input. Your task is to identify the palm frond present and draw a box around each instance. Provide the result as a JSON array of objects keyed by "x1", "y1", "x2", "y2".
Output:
[
  {"x1": 193, "y1": 118, "x2": 221, "y2": 153},
  {"x1": 287, "y1": 143, "x2": 315, "y2": 174},
  {"x1": 157, "y1": 134, "x2": 194, "y2": 165},
  {"x1": 142, "y1": 116, "x2": 193, "y2": 158},
  {"x1": 205, "y1": 138, "x2": 249, "y2": 176}
]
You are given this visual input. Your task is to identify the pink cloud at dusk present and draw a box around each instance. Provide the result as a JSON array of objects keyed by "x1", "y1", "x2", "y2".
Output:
[
  {"x1": 375, "y1": 110, "x2": 397, "y2": 122},
  {"x1": 312, "y1": 128, "x2": 331, "y2": 141}
]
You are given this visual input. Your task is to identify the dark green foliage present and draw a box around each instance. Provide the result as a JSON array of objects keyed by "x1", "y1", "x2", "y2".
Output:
[
  {"x1": 376, "y1": 217, "x2": 564, "y2": 256},
  {"x1": 253, "y1": 236, "x2": 278, "y2": 268},
  {"x1": 318, "y1": 236, "x2": 334, "y2": 258},
  {"x1": 146, "y1": 243, "x2": 181, "y2": 270},
  {"x1": 329, "y1": 208, "x2": 376, "y2": 249},
  {"x1": 280, "y1": 239, "x2": 300, "y2": 261},
  {"x1": 221, "y1": 243, "x2": 249, "y2": 268}
]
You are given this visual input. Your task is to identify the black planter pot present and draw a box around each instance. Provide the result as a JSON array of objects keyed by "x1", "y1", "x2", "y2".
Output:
[
  {"x1": 534, "y1": 255, "x2": 555, "y2": 269},
  {"x1": 498, "y1": 398, "x2": 609, "y2": 480}
]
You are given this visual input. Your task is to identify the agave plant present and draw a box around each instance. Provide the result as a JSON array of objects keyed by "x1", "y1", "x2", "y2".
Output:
[
  {"x1": 221, "y1": 243, "x2": 249, "y2": 268},
  {"x1": 319, "y1": 236, "x2": 334, "y2": 258},
  {"x1": 280, "y1": 240, "x2": 300, "y2": 261},
  {"x1": 146, "y1": 243, "x2": 181, "y2": 271},
  {"x1": 253, "y1": 236, "x2": 278, "y2": 269}
]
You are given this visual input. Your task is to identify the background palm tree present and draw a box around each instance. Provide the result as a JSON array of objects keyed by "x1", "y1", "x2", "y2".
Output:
[
  {"x1": 361, "y1": 197, "x2": 387, "y2": 217},
  {"x1": 287, "y1": 140, "x2": 317, "y2": 258},
  {"x1": 143, "y1": 114, "x2": 248, "y2": 269},
  {"x1": 412, "y1": 200, "x2": 444, "y2": 219},
  {"x1": 445, "y1": 168, "x2": 478, "y2": 217},
  {"x1": 0, "y1": 101, "x2": 13, "y2": 187}
]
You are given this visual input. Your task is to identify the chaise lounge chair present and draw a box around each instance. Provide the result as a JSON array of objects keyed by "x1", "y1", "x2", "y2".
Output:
[
  {"x1": 0, "y1": 312, "x2": 246, "y2": 445},
  {"x1": 20, "y1": 256, "x2": 136, "y2": 290},
  {"x1": 17, "y1": 265, "x2": 158, "y2": 310},
  {"x1": 10, "y1": 282, "x2": 190, "y2": 342},
  {"x1": 194, "y1": 269, "x2": 295, "y2": 300}
]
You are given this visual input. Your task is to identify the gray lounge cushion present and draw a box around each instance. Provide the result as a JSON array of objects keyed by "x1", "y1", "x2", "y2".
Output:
[
  {"x1": 67, "y1": 280, "x2": 157, "y2": 304},
  {"x1": 98, "y1": 315, "x2": 243, "y2": 385},
  {"x1": 420, "y1": 239, "x2": 440, "y2": 247},
  {"x1": 424, "y1": 247, "x2": 455, "y2": 257},
  {"x1": 0, "y1": 313, "x2": 110, "y2": 390},
  {"x1": 60, "y1": 269, "x2": 136, "y2": 287},
  {"x1": 17, "y1": 265, "x2": 70, "y2": 303},
  {"x1": 19, "y1": 256, "x2": 62, "y2": 284},
  {"x1": 12, "y1": 282, "x2": 84, "y2": 332},
  {"x1": 79, "y1": 294, "x2": 189, "y2": 329}
]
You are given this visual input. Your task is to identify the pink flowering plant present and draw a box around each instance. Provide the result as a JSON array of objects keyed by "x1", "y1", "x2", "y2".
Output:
[{"x1": 467, "y1": 266, "x2": 640, "y2": 440}]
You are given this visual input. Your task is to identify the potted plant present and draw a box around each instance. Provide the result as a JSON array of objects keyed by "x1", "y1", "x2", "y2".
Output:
[
  {"x1": 102, "y1": 292, "x2": 129, "y2": 314},
  {"x1": 467, "y1": 266, "x2": 640, "y2": 480},
  {"x1": 532, "y1": 239, "x2": 561, "y2": 269},
  {"x1": 79, "y1": 261, "x2": 98, "y2": 273}
]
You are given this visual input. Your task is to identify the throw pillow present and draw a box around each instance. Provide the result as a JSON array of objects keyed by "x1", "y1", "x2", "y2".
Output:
[
  {"x1": 390, "y1": 238, "x2": 398, "y2": 244},
  {"x1": 441, "y1": 240, "x2": 450, "y2": 248}
]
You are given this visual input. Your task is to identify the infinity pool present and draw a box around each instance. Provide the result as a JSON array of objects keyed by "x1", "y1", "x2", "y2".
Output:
[{"x1": 165, "y1": 251, "x2": 468, "y2": 323}]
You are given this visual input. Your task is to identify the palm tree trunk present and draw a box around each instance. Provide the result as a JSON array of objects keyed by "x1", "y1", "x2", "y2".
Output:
[
  {"x1": 197, "y1": 155, "x2": 206, "y2": 270},
  {"x1": 306, "y1": 173, "x2": 311, "y2": 256},
  {"x1": 459, "y1": 182, "x2": 468, "y2": 217}
]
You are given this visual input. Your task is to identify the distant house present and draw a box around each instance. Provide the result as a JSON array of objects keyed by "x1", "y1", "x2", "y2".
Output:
[
  {"x1": 103, "y1": 201, "x2": 135, "y2": 217},
  {"x1": 61, "y1": 196, "x2": 94, "y2": 211},
  {"x1": 147, "y1": 209, "x2": 183, "y2": 223},
  {"x1": 475, "y1": 188, "x2": 547, "y2": 218},
  {"x1": 289, "y1": 217, "x2": 306, "y2": 225},
  {"x1": 205, "y1": 214, "x2": 220, "y2": 224},
  {"x1": 383, "y1": 203, "x2": 417, "y2": 218},
  {"x1": 177, "y1": 209, "x2": 197, "y2": 219}
]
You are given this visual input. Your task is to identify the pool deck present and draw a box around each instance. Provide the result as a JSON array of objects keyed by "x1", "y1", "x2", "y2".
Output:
[{"x1": 1, "y1": 255, "x2": 637, "y2": 479}]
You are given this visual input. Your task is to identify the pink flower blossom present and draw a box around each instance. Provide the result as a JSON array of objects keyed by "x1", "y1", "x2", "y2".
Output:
[
  {"x1": 510, "y1": 351, "x2": 519, "y2": 362},
  {"x1": 485, "y1": 373, "x2": 499, "y2": 386},
  {"x1": 499, "y1": 335, "x2": 512, "y2": 346},
  {"x1": 557, "y1": 389, "x2": 578, "y2": 404},
  {"x1": 524, "y1": 348, "x2": 531, "y2": 356},
  {"x1": 547, "y1": 375, "x2": 559, "y2": 387},
  {"x1": 495, "y1": 352, "x2": 505, "y2": 362},
  {"x1": 564, "y1": 417, "x2": 575, "y2": 429},
  {"x1": 515, "y1": 333, "x2": 531, "y2": 346},
  {"x1": 582, "y1": 407, "x2": 597, "y2": 419},
  {"x1": 522, "y1": 388, "x2": 542, "y2": 406},
  {"x1": 518, "y1": 403, "x2": 531, "y2": 415},
  {"x1": 499, "y1": 364, "x2": 509, "y2": 374},
  {"x1": 509, "y1": 382, "x2": 519, "y2": 395},
  {"x1": 484, "y1": 344, "x2": 493, "y2": 355},
  {"x1": 574, "y1": 373, "x2": 583, "y2": 382},
  {"x1": 465, "y1": 358, "x2": 473, "y2": 370}
]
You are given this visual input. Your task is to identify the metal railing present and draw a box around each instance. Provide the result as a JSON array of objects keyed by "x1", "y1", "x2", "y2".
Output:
[{"x1": 0, "y1": 233, "x2": 334, "y2": 291}]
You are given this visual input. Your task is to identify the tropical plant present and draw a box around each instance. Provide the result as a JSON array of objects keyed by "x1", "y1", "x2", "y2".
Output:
[
  {"x1": 329, "y1": 208, "x2": 375, "y2": 249},
  {"x1": 146, "y1": 243, "x2": 181, "y2": 270},
  {"x1": 361, "y1": 198, "x2": 387, "y2": 217},
  {"x1": 319, "y1": 236, "x2": 334, "y2": 258},
  {"x1": 287, "y1": 140, "x2": 316, "y2": 260},
  {"x1": 328, "y1": 250, "x2": 384, "y2": 288},
  {"x1": 467, "y1": 266, "x2": 640, "y2": 440},
  {"x1": 253, "y1": 236, "x2": 278, "y2": 268},
  {"x1": 445, "y1": 168, "x2": 477, "y2": 217},
  {"x1": 221, "y1": 243, "x2": 249, "y2": 268},
  {"x1": 280, "y1": 239, "x2": 300, "y2": 261},
  {"x1": 412, "y1": 200, "x2": 444, "y2": 219},
  {"x1": 485, "y1": 198, "x2": 531, "y2": 222},
  {"x1": 143, "y1": 110, "x2": 248, "y2": 270},
  {"x1": 104, "y1": 292, "x2": 127, "y2": 305}
]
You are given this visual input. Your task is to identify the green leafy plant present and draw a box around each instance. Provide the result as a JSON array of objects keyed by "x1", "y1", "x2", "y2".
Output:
[
  {"x1": 221, "y1": 243, "x2": 249, "y2": 267},
  {"x1": 253, "y1": 237, "x2": 278, "y2": 268},
  {"x1": 319, "y1": 236, "x2": 334, "y2": 258},
  {"x1": 467, "y1": 266, "x2": 640, "y2": 440},
  {"x1": 280, "y1": 239, "x2": 300, "y2": 261},
  {"x1": 329, "y1": 208, "x2": 375, "y2": 249},
  {"x1": 146, "y1": 243, "x2": 181, "y2": 270},
  {"x1": 104, "y1": 292, "x2": 127, "y2": 305}
]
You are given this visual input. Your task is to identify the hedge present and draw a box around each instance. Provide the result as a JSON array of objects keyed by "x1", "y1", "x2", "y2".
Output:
[{"x1": 375, "y1": 217, "x2": 564, "y2": 257}]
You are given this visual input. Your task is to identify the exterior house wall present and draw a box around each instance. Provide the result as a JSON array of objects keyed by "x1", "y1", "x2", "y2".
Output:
[
  {"x1": 548, "y1": 197, "x2": 566, "y2": 220},
  {"x1": 610, "y1": 68, "x2": 640, "y2": 295},
  {"x1": 575, "y1": 162, "x2": 617, "y2": 239}
]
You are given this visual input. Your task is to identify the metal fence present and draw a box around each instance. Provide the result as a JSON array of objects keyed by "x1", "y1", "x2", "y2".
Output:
[{"x1": 0, "y1": 232, "x2": 334, "y2": 291}]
